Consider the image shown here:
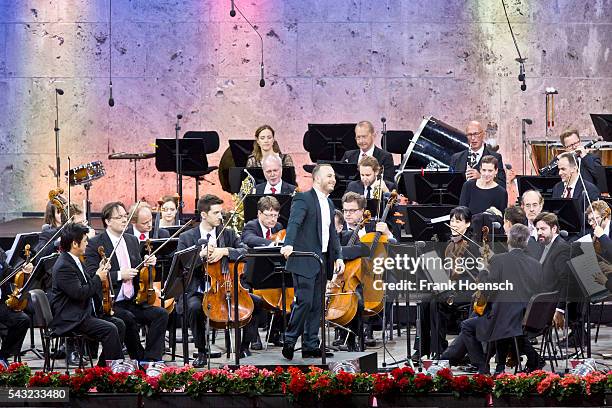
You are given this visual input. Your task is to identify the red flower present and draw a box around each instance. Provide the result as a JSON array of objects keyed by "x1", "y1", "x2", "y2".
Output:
[
  {"x1": 436, "y1": 368, "x2": 453, "y2": 381},
  {"x1": 452, "y1": 375, "x2": 471, "y2": 392},
  {"x1": 414, "y1": 373, "x2": 433, "y2": 389}
]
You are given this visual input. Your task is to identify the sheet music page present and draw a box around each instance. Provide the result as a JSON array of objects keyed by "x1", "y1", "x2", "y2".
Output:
[{"x1": 569, "y1": 244, "x2": 607, "y2": 298}]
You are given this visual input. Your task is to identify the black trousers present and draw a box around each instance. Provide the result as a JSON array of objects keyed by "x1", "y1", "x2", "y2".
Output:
[
  {"x1": 75, "y1": 316, "x2": 123, "y2": 362},
  {"x1": 286, "y1": 271, "x2": 324, "y2": 350},
  {"x1": 0, "y1": 303, "x2": 30, "y2": 360},
  {"x1": 113, "y1": 301, "x2": 168, "y2": 361}
]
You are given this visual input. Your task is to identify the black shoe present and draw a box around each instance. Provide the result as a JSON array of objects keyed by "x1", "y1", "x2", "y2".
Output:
[
  {"x1": 302, "y1": 349, "x2": 334, "y2": 358},
  {"x1": 282, "y1": 343, "x2": 295, "y2": 360},
  {"x1": 240, "y1": 348, "x2": 252, "y2": 358},
  {"x1": 52, "y1": 344, "x2": 66, "y2": 360},
  {"x1": 192, "y1": 353, "x2": 207, "y2": 368},
  {"x1": 251, "y1": 336, "x2": 263, "y2": 351},
  {"x1": 68, "y1": 351, "x2": 82, "y2": 367},
  {"x1": 365, "y1": 335, "x2": 376, "y2": 347}
]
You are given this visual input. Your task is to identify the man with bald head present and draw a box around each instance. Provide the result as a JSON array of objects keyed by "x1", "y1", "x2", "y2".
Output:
[
  {"x1": 341, "y1": 121, "x2": 395, "y2": 182},
  {"x1": 450, "y1": 121, "x2": 506, "y2": 187},
  {"x1": 521, "y1": 190, "x2": 543, "y2": 239},
  {"x1": 254, "y1": 154, "x2": 296, "y2": 194}
]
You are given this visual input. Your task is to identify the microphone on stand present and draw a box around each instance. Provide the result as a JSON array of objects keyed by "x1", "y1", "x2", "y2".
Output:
[
  {"x1": 522, "y1": 118, "x2": 533, "y2": 125},
  {"x1": 108, "y1": 81, "x2": 115, "y2": 107},
  {"x1": 259, "y1": 62, "x2": 265, "y2": 87},
  {"x1": 230, "y1": 0, "x2": 236, "y2": 17},
  {"x1": 55, "y1": 88, "x2": 64, "y2": 95}
]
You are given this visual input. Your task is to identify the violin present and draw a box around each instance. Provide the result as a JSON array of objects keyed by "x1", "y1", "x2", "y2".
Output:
[
  {"x1": 326, "y1": 210, "x2": 371, "y2": 326},
  {"x1": 361, "y1": 191, "x2": 398, "y2": 316},
  {"x1": 98, "y1": 246, "x2": 115, "y2": 316},
  {"x1": 5, "y1": 245, "x2": 32, "y2": 311}
]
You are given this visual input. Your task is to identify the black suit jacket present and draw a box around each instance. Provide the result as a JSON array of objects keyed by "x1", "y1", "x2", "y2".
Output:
[
  {"x1": 552, "y1": 179, "x2": 600, "y2": 204},
  {"x1": 84, "y1": 232, "x2": 143, "y2": 297},
  {"x1": 345, "y1": 179, "x2": 396, "y2": 196},
  {"x1": 477, "y1": 248, "x2": 542, "y2": 342},
  {"x1": 254, "y1": 181, "x2": 296, "y2": 195},
  {"x1": 544, "y1": 153, "x2": 602, "y2": 186},
  {"x1": 341, "y1": 146, "x2": 395, "y2": 182},
  {"x1": 0, "y1": 248, "x2": 13, "y2": 301},
  {"x1": 241, "y1": 219, "x2": 283, "y2": 248},
  {"x1": 284, "y1": 189, "x2": 342, "y2": 279},
  {"x1": 449, "y1": 145, "x2": 506, "y2": 187},
  {"x1": 125, "y1": 225, "x2": 170, "y2": 239},
  {"x1": 50, "y1": 252, "x2": 100, "y2": 336},
  {"x1": 176, "y1": 225, "x2": 247, "y2": 294}
]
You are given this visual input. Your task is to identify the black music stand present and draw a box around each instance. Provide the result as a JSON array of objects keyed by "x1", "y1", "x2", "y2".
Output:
[
  {"x1": 155, "y1": 138, "x2": 208, "y2": 217},
  {"x1": 6, "y1": 232, "x2": 40, "y2": 268},
  {"x1": 397, "y1": 171, "x2": 465, "y2": 205},
  {"x1": 303, "y1": 123, "x2": 358, "y2": 163},
  {"x1": 228, "y1": 140, "x2": 255, "y2": 167},
  {"x1": 542, "y1": 198, "x2": 582, "y2": 235},
  {"x1": 19, "y1": 252, "x2": 59, "y2": 358},
  {"x1": 163, "y1": 245, "x2": 200, "y2": 365},
  {"x1": 383, "y1": 130, "x2": 414, "y2": 154},
  {"x1": 517, "y1": 176, "x2": 561, "y2": 199},
  {"x1": 405, "y1": 205, "x2": 455, "y2": 241},
  {"x1": 228, "y1": 166, "x2": 297, "y2": 193},
  {"x1": 243, "y1": 194, "x2": 293, "y2": 228},
  {"x1": 244, "y1": 247, "x2": 293, "y2": 344},
  {"x1": 139, "y1": 238, "x2": 178, "y2": 284},
  {"x1": 590, "y1": 113, "x2": 612, "y2": 142}
]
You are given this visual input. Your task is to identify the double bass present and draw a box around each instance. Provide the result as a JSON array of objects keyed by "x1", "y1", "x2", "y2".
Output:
[
  {"x1": 326, "y1": 210, "x2": 371, "y2": 326},
  {"x1": 361, "y1": 191, "x2": 398, "y2": 316}
]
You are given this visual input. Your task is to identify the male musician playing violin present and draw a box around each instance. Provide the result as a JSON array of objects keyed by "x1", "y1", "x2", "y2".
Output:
[
  {"x1": 0, "y1": 248, "x2": 33, "y2": 368},
  {"x1": 177, "y1": 194, "x2": 259, "y2": 366},
  {"x1": 280, "y1": 164, "x2": 344, "y2": 360},
  {"x1": 85, "y1": 202, "x2": 169, "y2": 367},
  {"x1": 241, "y1": 196, "x2": 285, "y2": 348},
  {"x1": 50, "y1": 223, "x2": 123, "y2": 366}
]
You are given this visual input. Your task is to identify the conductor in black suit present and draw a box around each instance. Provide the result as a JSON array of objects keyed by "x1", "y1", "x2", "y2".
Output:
[
  {"x1": 85, "y1": 202, "x2": 168, "y2": 364},
  {"x1": 542, "y1": 129, "x2": 602, "y2": 186},
  {"x1": 442, "y1": 224, "x2": 542, "y2": 373},
  {"x1": 450, "y1": 121, "x2": 506, "y2": 187},
  {"x1": 254, "y1": 155, "x2": 296, "y2": 195},
  {"x1": 125, "y1": 203, "x2": 170, "y2": 241},
  {"x1": 341, "y1": 121, "x2": 395, "y2": 182},
  {"x1": 50, "y1": 223, "x2": 123, "y2": 365},
  {"x1": 241, "y1": 196, "x2": 284, "y2": 248},
  {"x1": 280, "y1": 164, "x2": 345, "y2": 359}
]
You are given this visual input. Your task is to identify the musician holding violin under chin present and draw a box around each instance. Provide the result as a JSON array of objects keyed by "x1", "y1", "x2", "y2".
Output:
[{"x1": 85, "y1": 202, "x2": 168, "y2": 369}]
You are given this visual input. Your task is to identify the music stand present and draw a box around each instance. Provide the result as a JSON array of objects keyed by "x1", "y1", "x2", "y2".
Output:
[
  {"x1": 244, "y1": 247, "x2": 293, "y2": 344},
  {"x1": 542, "y1": 198, "x2": 582, "y2": 235},
  {"x1": 155, "y1": 138, "x2": 209, "y2": 217},
  {"x1": 163, "y1": 245, "x2": 200, "y2": 365},
  {"x1": 383, "y1": 130, "x2": 414, "y2": 154},
  {"x1": 303, "y1": 123, "x2": 358, "y2": 163},
  {"x1": 405, "y1": 205, "x2": 455, "y2": 241},
  {"x1": 243, "y1": 194, "x2": 293, "y2": 228},
  {"x1": 228, "y1": 166, "x2": 297, "y2": 193},
  {"x1": 590, "y1": 113, "x2": 612, "y2": 142},
  {"x1": 6, "y1": 232, "x2": 40, "y2": 268},
  {"x1": 397, "y1": 171, "x2": 465, "y2": 204},
  {"x1": 517, "y1": 176, "x2": 561, "y2": 198},
  {"x1": 139, "y1": 238, "x2": 178, "y2": 283},
  {"x1": 228, "y1": 140, "x2": 255, "y2": 167}
]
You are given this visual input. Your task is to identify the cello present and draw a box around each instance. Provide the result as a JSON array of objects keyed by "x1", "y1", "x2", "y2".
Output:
[
  {"x1": 326, "y1": 210, "x2": 371, "y2": 326},
  {"x1": 360, "y1": 191, "x2": 398, "y2": 316}
]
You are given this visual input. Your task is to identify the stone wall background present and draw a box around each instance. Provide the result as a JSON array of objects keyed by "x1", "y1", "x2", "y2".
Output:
[{"x1": 0, "y1": 0, "x2": 611, "y2": 220}]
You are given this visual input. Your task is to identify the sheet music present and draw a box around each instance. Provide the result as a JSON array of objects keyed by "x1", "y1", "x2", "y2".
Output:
[{"x1": 569, "y1": 243, "x2": 607, "y2": 298}]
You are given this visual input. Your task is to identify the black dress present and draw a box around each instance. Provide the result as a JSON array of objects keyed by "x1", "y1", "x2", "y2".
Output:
[{"x1": 459, "y1": 180, "x2": 507, "y2": 214}]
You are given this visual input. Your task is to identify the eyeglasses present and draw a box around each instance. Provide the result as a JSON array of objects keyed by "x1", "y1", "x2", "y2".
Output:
[
  {"x1": 565, "y1": 141, "x2": 581, "y2": 150},
  {"x1": 466, "y1": 131, "x2": 483, "y2": 138},
  {"x1": 342, "y1": 209, "x2": 362, "y2": 214},
  {"x1": 110, "y1": 215, "x2": 128, "y2": 220}
]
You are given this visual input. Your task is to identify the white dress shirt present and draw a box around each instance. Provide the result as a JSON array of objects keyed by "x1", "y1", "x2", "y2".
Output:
[
  {"x1": 314, "y1": 187, "x2": 331, "y2": 253},
  {"x1": 264, "y1": 181, "x2": 283, "y2": 194},
  {"x1": 68, "y1": 252, "x2": 96, "y2": 315},
  {"x1": 468, "y1": 145, "x2": 485, "y2": 167},
  {"x1": 133, "y1": 227, "x2": 149, "y2": 241}
]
